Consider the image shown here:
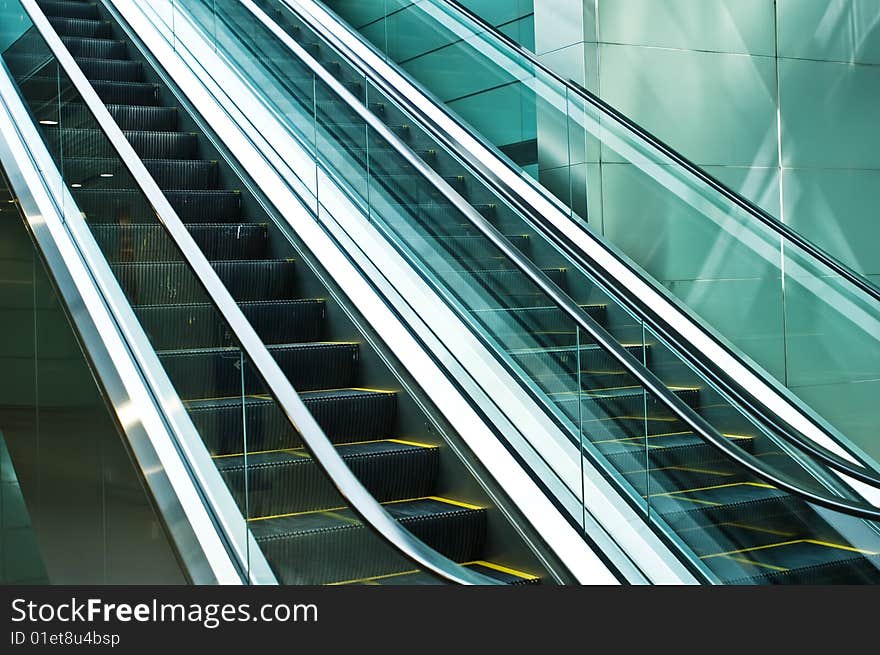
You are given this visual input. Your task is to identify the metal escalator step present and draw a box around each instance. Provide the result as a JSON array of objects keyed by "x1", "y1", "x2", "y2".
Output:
[
  {"x1": 251, "y1": 497, "x2": 486, "y2": 585},
  {"x1": 409, "y1": 234, "x2": 531, "y2": 269},
  {"x1": 508, "y1": 342, "x2": 645, "y2": 393},
  {"x1": 37, "y1": 0, "x2": 99, "y2": 20},
  {"x1": 345, "y1": 561, "x2": 541, "y2": 586},
  {"x1": 110, "y1": 259, "x2": 296, "y2": 304},
  {"x1": 87, "y1": 79, "x2": 160, "y2": 105},
  {"x1": 135, "y1": 299, "x2": 325, "y2": 349},
  {"x1": 48, "y1": 17, "x2": 112, "y2": 39},
  {"x1": 106, "y1": 104, "x2": 177, "y2": 131},
  {"x1": 64, "y1": 158, "x2": 217, "y2": 189},
  {"x1": 216, "y1": 439, "x2": 439, "y2": 517},
  {"x1": 60, "y1": 36, "x2": 127, "y2": 59},
  {"x1": 158, "y1": 341, "x2": 359, "y2": 397},
  {"x1": 597, "y1": 430, "x2": 756, "y2": 472},
  {"x1": 73, "y1": 57, "x2": 142, "y2": 82},
  {"x1": 73, "y1": 189, "x2": 240, "y2": 222},
  {"x1": 35, "y1": 104, "x2": 177, "y2": 131},
  {"x1": 186, "y1": 389, "x2": 397, "y2": 455},
  {"x1": 91, "y1": 223, "x2": 267, "y2": 262},
  {"x1": 42, "y1": 128, "x2": 197, "y2": 160},
  {"x1": 438, "y1": 268, "x2": 568, "y2": 309},
  {"x1": 470, "y1": 304, "x2": 606, "y2": 348},
  {"x1": 706, "y1": 538, "x2": 880, "y2": 584}
]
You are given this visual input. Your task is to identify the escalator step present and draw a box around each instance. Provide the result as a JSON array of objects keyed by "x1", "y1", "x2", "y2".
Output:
[
  {"x1": 470, "y1": 304, "x2": 606, "y2": 348},
  {"x1": 64, "y1": 158, "x2": 217, "y2": 189},
  {"x1": 48, "y1": 17, "x2": 112, "y2": 39},
  {"x1": 159, "y1": 341, "x2": 359, "y2": 397},
  {"x1": 60, "y1": 36, "x2": 127, "y2": 59},
  {"x1": 349, "y1": 561, "x2": 541, "y2": 586},
  {"x1": 508, "y1": 342, "x2": 646, "y2": 393},
  {"x1": 38, "y1": 0, "x2": 99, "y2": 20},
  {"x1": 554, "y1": 386, "x2": 700, "y2": 441},
  {"x1": 87, "y1": 79, "x2": 160, "y2": 105},
  {"x1": 217, "y1": 440, "x2": 439, "y2": 517},
  {"x1": 411, "y1": 234, "x2": 531, "y2": 269},
  {"x1": 135, "y1": 299, "x2": 325, "y2": 349},
  {"x1": 91, "y1": 223, "x2": 268, "y2": 262},
  {"x1": 597, "y1": 430, "x2": 756, "y2": 472},
  {"x1": 721, "y1": 545, "x2": 880, "y2": 585},
  {"x1": 443, "y1": 268, "x2": 568, "y2": 309},
  {"x1": 34, "y1": 104, "x2": 178, "y2": 131},
  {"x1": 42, "y1": 128, "x2": 198, "y2": 160},
  {"x1": 110, "y1": 259, "x2": 296, "y2": 304},
  {"x1": 106, "y1": 104, "x2": 177, "y2": 131},
  {"x1": 73, "y1": 188, "x2": 240, "y2": 222},
  {"x1": 74, "y1": 57, "x2": 142, "y2": 82},
  {"x1": 251, "y1": 497, "x2": 486, "y2": 585},
  {"x1": 187, "y1": 389, "x2": 398, "y2": 455}
]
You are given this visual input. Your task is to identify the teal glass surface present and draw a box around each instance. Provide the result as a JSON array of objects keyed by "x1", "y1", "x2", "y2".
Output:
[
  {"x1": 325, "y1": 0, "x2": 880, "y2": 468},
  {"x1": 160, "y1": 0, "x2": 880, "y2": 582}
]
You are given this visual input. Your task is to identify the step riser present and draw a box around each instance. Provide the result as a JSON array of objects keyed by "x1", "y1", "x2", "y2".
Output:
[
  {"x1": 160, "y1": 343, "x2": 359, "y2": 398},
  {"x1": 260, "y1": 511, "x2": 486, "y2": 585},
  {"x1": 49, "y1": 17, "x2": 112, "y2": 39},
  {"x1": 64, "y1": 160, "x2": 217, "y2": 190},
  {"x1": 221, "y1": 448, "x2": 438, "y2": 516},
  {"x1": 34, "y1": 104, "x2": 178, "y2": 132},
  {"x1": 136, "y1": 301, "x2": 325, "y2": 350},
  {"x1": 111, "y1": 260, "x2": 296, "y2": 304},
  {"x1": 73, "y1": 189, "x2": 241, "y2": 222},
  {"x1": 38, "y1": 1, "x2": 99, "y2": 20},
  {"x1": 43, "y1": 129, "x2": 198, "y2": 161},
  {"x1": 189, "y1": 393, "x2": 397, "y2": 456},
  {"x1": 60, "y1": 37, "x2": 126, "y2": 60},
  {"x1": 75, "y1": 58, "x2": 142, "y2": 83},
  {"x1": 91, "y1": 224, "x2": 267, "y2": 262}
]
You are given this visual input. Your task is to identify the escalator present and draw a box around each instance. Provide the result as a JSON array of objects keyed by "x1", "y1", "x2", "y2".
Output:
[
  {"x1": 1, "y1": 0, "x2": 556, "y2": 585},
  {"x1": 6, "y1": 0, "x2": 880, "y2": 586},
  {"x1": 291, "y1": 0, "x2": 880, "y2": 467},
  {"x1": 103, "y1": 0, "x2": 880, "y2": 584}
]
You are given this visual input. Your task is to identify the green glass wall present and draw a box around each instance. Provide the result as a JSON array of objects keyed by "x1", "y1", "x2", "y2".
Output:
[
  {"x1": 528, "y1": 0, "x2": 880, "y2": 455},
  {"x1": 0, "y1": 167, "x2": 185, "y2": 584}
]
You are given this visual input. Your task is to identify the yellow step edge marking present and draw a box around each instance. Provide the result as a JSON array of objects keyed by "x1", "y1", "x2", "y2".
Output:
[
  {"x1": 593, "y1": 431, "x2": 752, "y2": 446},
  {"x1": 462, "y1": 560, "x2": 540, "y2": 580},
  {"x1": 649, "y1": 481, "x2": 775, "y2": 499},
  {"x1": 421, "y1": 496, "x2": 484, "y2": 511},
  {"x1": 657, "y1": 496, "x2": 721, "y2": 507},
  {"x1": 701, "y1": 521, "x2": 797, "y2": 539},
  {"x1": 248, "y1": 496, "x2": 483, "y2": 522},
  {"x1": 622, "y1": 465, "x2": 737, "y2": 478},
  {"x1": 184, "y1": 387, "x2": 397, "y2": 404},
  {"x1": 725, "y1": 555, "x2": 790, "y2": 573},
  {"x1": 387, "y1": 438, "x2": 438, "y2": 448},
  {"x1": 702, "y1": 538, "x2": 880, "y2": 560},
  {"x1": 327, "y1": 569, "x2": 421, "y2": 586},
  {"x1": 212, "y1": 438, "x2": 436, "y2": 459}
]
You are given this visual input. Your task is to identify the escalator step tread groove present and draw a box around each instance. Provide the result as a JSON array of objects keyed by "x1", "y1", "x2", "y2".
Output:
[
  {"x1": 217, "y1": 440, "x2": 440, "y2": 516},
  {"x1": 185, "y1": 389, "x2": 398, "y2": 454}
]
